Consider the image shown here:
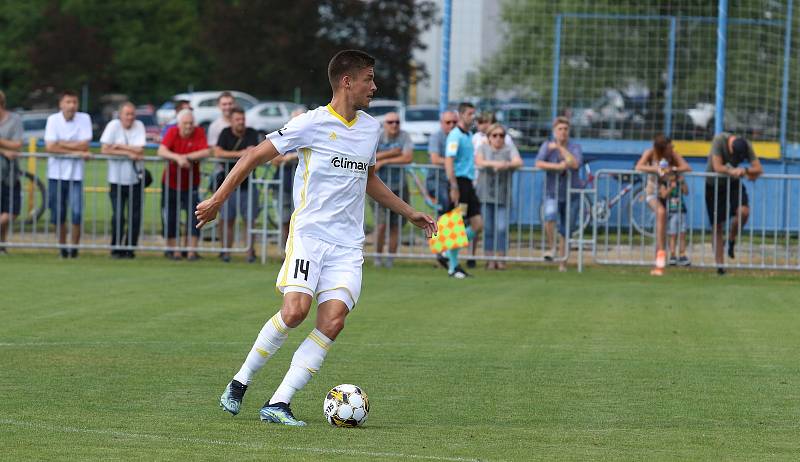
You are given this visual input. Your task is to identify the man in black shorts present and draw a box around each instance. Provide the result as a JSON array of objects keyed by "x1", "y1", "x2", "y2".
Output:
[
  {"x1": 705, "y1": 133, "x2": 763, "y2": 274},
  {"x1": 443, "y1": 102, "x2": 483, "y2": 278}
]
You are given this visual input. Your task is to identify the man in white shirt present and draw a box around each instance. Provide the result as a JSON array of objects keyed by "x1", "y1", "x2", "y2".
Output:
[
  {"x1": 197, "y1": 50, "x2": 436, "y2": 426},
  {"x1": 100, "y1": 102, "x2": 147, "y2": 259},
  {"x1": 44, "y1": 90, "x2": 93, "y2": 258},
  {"x1": 206, "y1": 91, "x2": 235, "y2": 146}
]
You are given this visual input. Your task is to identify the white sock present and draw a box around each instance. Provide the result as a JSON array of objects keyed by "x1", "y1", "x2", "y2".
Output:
[
  {"x1": 232, "y1": 312, "x2": 291, "y2": 385},
  {"x1": 269, "y1": 328, "x2": 333, "y2": 404}
]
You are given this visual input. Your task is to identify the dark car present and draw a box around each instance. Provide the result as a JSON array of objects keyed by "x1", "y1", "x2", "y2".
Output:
[{"x1": 495, "y1": 103, "x2": 550, "y2": 148}]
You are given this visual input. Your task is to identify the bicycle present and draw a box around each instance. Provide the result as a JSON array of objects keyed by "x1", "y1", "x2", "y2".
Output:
[{"x1": 538, "y1": 160, "x2": 656, "y2": 238}]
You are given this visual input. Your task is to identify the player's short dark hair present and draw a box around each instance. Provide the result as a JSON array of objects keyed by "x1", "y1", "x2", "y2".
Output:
[
  {"x1": 218, "y1": 91, "x2": 234, "y2": 102},
  {"x1": 230, "y1": 106, "x2": 245, "y2": 116},
  {"x1": 457, "y1": 102, "x2": 475, "y2": 114},
  {"x1": 60, "y1": 89, "x2": 79, "y2": 101},
  {"x1": 328, "y1": 50, "x2": 376, "y2": 90}
]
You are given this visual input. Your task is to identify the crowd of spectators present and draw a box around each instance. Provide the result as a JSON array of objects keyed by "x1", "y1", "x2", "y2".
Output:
[
  {"x1": 0, "y1": 89, "x2": 766, "y2": 276},
  {"x1": 388, "y1": 103, "x2": 764, "y2": 277}
]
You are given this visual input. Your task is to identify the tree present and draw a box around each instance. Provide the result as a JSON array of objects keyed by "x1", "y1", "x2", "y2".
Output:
[
  {"x1": 0, "y1": 0, "x2": 437, "y2": 110},
  {"x1": 469, "y1": 0, "x2": 791, "y2": 141},
  {"x1": 317, "y1": 0, "x2": 438, "y2": 101},
  {"x1": 199, "y1": 0, "x2": 327, "y2": 102},
  {"x1": 200, "y1": 0, "x2": 437, "y2": 103},
  {"x1": 28, "y1": 4, "x2": 113, "y2": 98}
]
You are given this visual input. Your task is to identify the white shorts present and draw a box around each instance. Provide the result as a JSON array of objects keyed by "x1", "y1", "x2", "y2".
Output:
[{"x1": 276, "y1": 235, "x2": 363, "y2": 310}]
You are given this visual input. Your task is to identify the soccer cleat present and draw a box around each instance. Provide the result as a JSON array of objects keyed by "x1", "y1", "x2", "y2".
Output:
[
  {"x1": 717, "y1": 267, "x2": 726, "y2": 276},
  {"x1": 677, "y1": 256, "x2": 691, "y2": 266},
  {"x1": 259, "y1": 402, "x2": 306, "y2": 426},
  {"x1": 650, "y1": 267, "x2": 664, "y2": 276},
  {"x1": 454, "y1": 265, "x2": 471, "y2": 277},
  {"x1": 219, "y1": 380, "x2": 248, "y2": 415},
  {"x1": 449, "y1": 270, "x2": 467, "y2": 279}
]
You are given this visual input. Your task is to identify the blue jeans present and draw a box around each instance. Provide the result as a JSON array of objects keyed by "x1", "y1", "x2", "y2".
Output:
[
  {"x1": 48, "y1": 179, "x2": 83, "y2": 225},
  {"x1": 543, "y1": 195, "x2": 580, "y2": 237},
  {"x1": 482, "y1": 203, "x2": 508, "y2": 252}
]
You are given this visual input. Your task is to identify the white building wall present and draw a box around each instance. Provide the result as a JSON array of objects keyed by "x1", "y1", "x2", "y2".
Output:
[{"x1": 413, "y1": 0, "x2": 504, "y2": 105}]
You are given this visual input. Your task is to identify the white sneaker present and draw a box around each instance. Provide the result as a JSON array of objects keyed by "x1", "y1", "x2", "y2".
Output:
[{"x1": 449, "y1": 270, "x2": 467, "y2": 279}]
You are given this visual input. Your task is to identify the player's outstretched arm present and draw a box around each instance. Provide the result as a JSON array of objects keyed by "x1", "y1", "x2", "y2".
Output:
[
  {"x1": 366, "y1": 167, "x2": 437, "y2": 238},
  {"x1": 195, "y1": 139, "x2": 281, "y2": 228}
]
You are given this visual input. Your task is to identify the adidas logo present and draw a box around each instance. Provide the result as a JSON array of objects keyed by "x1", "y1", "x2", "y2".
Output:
[{"x1": 329, "y1": 131, "x2": 337, "y2": 141}]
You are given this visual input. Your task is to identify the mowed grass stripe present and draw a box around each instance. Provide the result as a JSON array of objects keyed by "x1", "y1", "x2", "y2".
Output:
[{"x1": 1, "y1": 254, "x2": 799, "y2": 460}]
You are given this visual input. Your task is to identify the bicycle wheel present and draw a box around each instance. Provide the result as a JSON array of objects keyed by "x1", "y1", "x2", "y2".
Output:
[
  {"x1": 630, "y1": 187, "x2": 655, "y2": 237},
  {"x1": 19, "y1": 172, "x2": 46, "y2": 225}
]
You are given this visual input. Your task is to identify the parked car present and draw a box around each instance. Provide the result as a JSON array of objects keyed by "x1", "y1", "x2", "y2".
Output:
[
  {"x1": 135, "y1": 106, "x2": 161, "y2": 144},
  {"x1": 19, "y1": 110, "x2": 52, "y2": 141},
  {"x1": 367, "y1": 99, "x2": 403, "y2": 123},
  {"x1": 495, "y1": 103, "x2": 550, "y2": 147},
  {"x1": 245, "y1": 101, "x2": 306, "y2": 134},
  {"x1": 399, "y1": 104, "x2": 439, "y2": 145},
  {"x1": 569, "y1": 89, "x2": 646, "y2": 139},
  {"x1": 156, "y1": 91, "x2": 260, "y2": 129}
]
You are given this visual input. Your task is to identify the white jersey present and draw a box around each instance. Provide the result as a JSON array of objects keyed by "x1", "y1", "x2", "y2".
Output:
[{"x1": 266, "y1": 104, "x2": 381, "y2": 249}]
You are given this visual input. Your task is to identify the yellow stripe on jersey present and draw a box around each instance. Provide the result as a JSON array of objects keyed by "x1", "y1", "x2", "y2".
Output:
[
  {"x1": 307, "y1": 331, "x2": 331, "y2": 351},
  {"x1": 279, "y1": 148, "x2": 312, "y2": 287},
  {"x1": 326, "y1": 104, "x2": 358, "y2": 128}
]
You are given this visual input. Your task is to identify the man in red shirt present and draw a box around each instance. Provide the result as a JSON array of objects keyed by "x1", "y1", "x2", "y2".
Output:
[{"x1": 158, "y1": 109, "x2": 211, "y2": 259}]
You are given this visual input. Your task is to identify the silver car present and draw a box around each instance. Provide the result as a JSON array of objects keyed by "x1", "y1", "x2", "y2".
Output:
[{"x1": 245, "y1": 101, "x2": 306, "y2": 134}]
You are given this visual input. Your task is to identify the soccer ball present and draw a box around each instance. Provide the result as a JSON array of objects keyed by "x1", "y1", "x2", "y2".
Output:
[{"x1": 323, "y1": 384, "x2": 369, "y2": 427}]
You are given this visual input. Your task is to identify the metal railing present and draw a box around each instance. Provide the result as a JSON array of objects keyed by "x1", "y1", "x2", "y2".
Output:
[
  {"x1": 4, "y1": 155, "x2": 797, "y2": 272},
  {"x1": 591, "y1": 169, "x2": 800, "y2": 271},
  {"x1": 365, "y1": 164, "x2": 581, "y2": 265},
  {"x1": 0, "y1": 152, "x2": 285, "y2": 258}
]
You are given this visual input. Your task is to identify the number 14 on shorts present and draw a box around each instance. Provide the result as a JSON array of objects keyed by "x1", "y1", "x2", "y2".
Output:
[{"x1": 294, "y1": 259, "x2": 310, "y2": 281}]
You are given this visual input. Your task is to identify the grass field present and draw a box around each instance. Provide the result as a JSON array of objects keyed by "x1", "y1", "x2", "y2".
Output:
[{"x1": 1, "y1": 254, "x2": 799, "y2": 461}]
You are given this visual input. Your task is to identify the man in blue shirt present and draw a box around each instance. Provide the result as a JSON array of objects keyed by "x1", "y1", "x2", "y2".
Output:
[{"x1": 444, "y1": 102, "x2": 482, "y2": 279}]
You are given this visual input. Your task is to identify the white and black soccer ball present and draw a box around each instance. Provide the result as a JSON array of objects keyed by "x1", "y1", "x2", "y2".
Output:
[{"x1": 323, "y1": 384, "x2": 369, "y2": 427}]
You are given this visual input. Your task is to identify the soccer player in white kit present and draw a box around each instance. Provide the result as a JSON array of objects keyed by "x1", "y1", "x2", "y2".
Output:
[{"x1": 195, "y1": 50, "x2": 437, "y2": 426}]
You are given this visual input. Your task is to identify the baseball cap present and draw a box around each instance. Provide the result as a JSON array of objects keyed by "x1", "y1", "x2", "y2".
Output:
[{"x1": 731, "y1": 137, "x2": 750, "y2": 164}]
